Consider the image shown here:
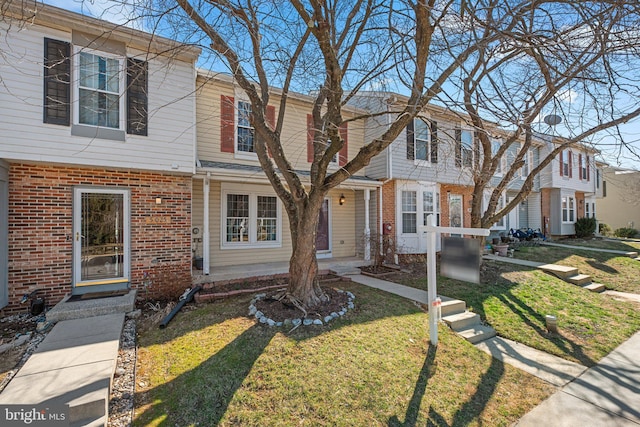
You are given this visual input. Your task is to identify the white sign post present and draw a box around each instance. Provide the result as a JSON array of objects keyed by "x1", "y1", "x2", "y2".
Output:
[{"x1": 423, "y1": 214, "x2": 490, "y2": 346}]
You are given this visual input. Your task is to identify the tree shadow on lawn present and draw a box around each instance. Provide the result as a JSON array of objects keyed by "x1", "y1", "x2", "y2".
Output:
[
  {"x1": 585, "y1": 258, "x2": 619, "y2": 274},
  {"x1": 134, "y1": 282, "x2": 438, "y2": 426},
  {"x1": 438, "y1": 263, "x2": 596, "y2": 367}
]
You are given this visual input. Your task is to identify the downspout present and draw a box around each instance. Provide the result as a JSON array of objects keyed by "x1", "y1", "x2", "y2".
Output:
[{"x1": 203, "y1": 172, "x2": 210, "y2": 275}]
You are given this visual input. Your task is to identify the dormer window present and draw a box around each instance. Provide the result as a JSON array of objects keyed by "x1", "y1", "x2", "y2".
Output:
[{"x1": 237, "y1": 101, "x2": 255, "y2": 154}]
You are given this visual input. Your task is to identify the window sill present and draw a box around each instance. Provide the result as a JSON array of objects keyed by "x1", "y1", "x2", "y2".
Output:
[
  {"x1": 72, "y1": 124, "x2": 125, "y2": 141},
  {"x1": 221, "y1": 242, "x2": 282, "y2": 250},
  {"x1": 414, "y1": 160, "x2": 433, "y2": 167},
  {"x1": 234, "y1": 151, "x2": 259, "y2": 161}
]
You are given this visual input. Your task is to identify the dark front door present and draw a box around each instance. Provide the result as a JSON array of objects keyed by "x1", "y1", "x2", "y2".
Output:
[{"x1": 316, "y1": 198, "x2": 331, "y2": 256}]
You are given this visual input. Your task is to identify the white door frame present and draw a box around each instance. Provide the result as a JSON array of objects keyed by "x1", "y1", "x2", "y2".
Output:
[{"x1": 73, "y1": 187, "x2": 131, "y2": 290}]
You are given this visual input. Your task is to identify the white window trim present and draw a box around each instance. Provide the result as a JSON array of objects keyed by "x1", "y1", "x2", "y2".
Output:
[
  {"x1": 72, "y1": 47, "x2": 125, "y2": 131},
  {"x1": 562, "y1": 195, "x2": 576, "y2": 224},
  {"x1": 234, "y1": 99, "x2": 258, "y2": 161},
  {"x1": 460, "y1": 128, "x2": 473, "y2": 168},
  {"x1": 221, "y1": 183, "x2": 282, "y2": 249},
  {"x1": 561, "y1": 150, "x2": 571, "y2": 177},
  {"x1": 413, "y1": 117, "x2": 432, "y2": 167},
  {"x1": 521, "y1": 149, "x2": 533, "y2": 179},
  {"x1": 400, "y1": 190, "x2": 418, "y2": 235},
  {"x1": 397, "y1": 182, "x2": 440, "y2": 236}
]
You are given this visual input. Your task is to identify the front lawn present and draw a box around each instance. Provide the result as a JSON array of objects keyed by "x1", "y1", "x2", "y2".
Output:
[
  {"x1": 134, "y1": 282, "x2": 554, "y2": 426},
  {"x1": 392, "y1": 262, "x2": 640, "y2": 366},
  {"x1": 515, "y1": 243, "x2": 640, "y2": 293}
]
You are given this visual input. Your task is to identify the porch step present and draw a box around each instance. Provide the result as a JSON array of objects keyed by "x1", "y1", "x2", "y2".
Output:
[
  {"x1": 635, "y1": 257, "x2": 640, "y2": 262},
  {"x1": 456, "y1": 324, "x2": 497, "y2": 344},
  {"x1": 583, "y1": 282, "x2": 606, "y2": 293},
  {"x1": 0, "y1": 313, "x2": 124, "y2": 427},
  {"x1": 331, "y1": 267, "x2": 362, "y2": 276},
  {"x1": 441, "y1": 299, "x2": 466, "y2": 316},
  {"x1": 46, "y1": 290, "x2": 136, "y2": 323},
  {"x1": 625, "y1": 251, "x2": 639, "y2": 258},
  {"x1": 539, "y1": 263, "x2": 579, "y2": 279},
  {"x1": 442, "y1": 311, "x2": 480, "y2": 331},
  {"x1": 566, "y1": 274, "x2": 592, "y2": 286}
]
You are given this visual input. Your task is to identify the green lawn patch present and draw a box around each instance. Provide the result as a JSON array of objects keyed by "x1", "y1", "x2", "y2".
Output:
[
  {"x1": 393, "y1": 262, "x2": 640, "y2": 366},
  {"x1": 515, "y1": 244, "x2": 640, "y2": 293},
  {"x1": 134, "y1": 282, "x2": 553, "y2": 426}
]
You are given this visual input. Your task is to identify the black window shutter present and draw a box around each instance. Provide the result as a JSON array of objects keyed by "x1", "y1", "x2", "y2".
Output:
[
  {"x1": 43, "y1": 38, "x2": 71, "y2": 125},
  {"x1": 430, "y1": 121, "x2": 438, "y2": 163},
  {"x1": 127, "y1": 58, "x2": 148, "y2": 136},
  {"x1": 406, "y1": 119, "x2": 415, "y2": 160},
  {"x1": 455, "y1": 128, "x2": 462, "y2": 167}
]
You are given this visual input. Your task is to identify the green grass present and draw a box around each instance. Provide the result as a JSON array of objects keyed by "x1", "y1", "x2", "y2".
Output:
[
  {"x1": 134, "y1": 282, "x2": 554, "y2": 426},
  {"x1": 514, "y1": 243, "x2": 640, "y2": 293},
  {"x1": 394, "y1": 262, "x2": 640, "y2": 366}
]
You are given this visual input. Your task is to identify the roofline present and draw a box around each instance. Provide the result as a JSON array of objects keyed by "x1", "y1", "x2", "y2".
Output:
[{"x1": 3, "y1": 1, "x2": 201, "y2": 62}]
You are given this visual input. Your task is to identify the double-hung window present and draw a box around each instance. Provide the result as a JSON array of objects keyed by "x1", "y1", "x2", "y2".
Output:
[
  {"x1": 562, "y1": 196, "x2": 575, "y2": 223},
  {"x1": 401, "y1": 191, "x2": 417, "y2": 234},
  {"x1": 223, "y1": 186, "x2": 281, "y2": 248},
  {"x1": 423, "y1": 191, "x2": 440, "y2": 226},
  {"x1": 461, "y1": 130, "x2": 473, "y2": 168},
  {"x1": 492, "y1": 140, "x2": 504, "y2": 175},
  {"x1": 237, "y1": 101, "x2": 255, "y2": 154},
  {"x1": 415, "y1": 119, "x2": 430, "y2": 162},
  {"x1": 521, "y1": 149, "x2": 533, "y2": 178},
  {"x1": 561, "y1": 150, "x2": 571, "y2": 176},
  {"x1": 77, "y1": 51, "x2": 122, "y2": 129}
]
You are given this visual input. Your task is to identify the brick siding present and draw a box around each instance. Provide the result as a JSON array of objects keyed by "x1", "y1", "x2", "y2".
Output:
[{"x1": 4, "y1": 163, "x2": 192, "y2": 313}]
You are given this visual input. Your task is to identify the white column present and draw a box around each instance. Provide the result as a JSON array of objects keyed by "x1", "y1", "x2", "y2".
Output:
[
  {"x1": 364, "y1": 189, "x2": 371, "y2": 261},
  {"x1": 203, "y1": 174, "x2": 210, "y2": 275}
]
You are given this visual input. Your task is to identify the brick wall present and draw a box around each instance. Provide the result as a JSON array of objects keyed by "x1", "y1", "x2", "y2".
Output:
[
  {"x1": 541, "y1": 188, "x2": 551, "y2": 236},
  {"x1": 4, "y1": 163, "x2": 192, "y2": 313},
  {"x1": 381, "y1": 181, "x2": 396, "y2": 236}
]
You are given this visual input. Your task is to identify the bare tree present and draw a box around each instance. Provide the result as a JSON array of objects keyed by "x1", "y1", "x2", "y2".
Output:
[{"x1": 145, "y1": 0, "x2": 640, "y2": 308}]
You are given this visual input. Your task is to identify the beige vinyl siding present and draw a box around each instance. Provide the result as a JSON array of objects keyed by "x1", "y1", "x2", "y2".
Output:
[
  {"x1": 0, "y1": 22, "x2": 196, "y2": 174},
  {"x1": 196, "y1": 75, "x2": 367, "y2": 175},
  {"x1": 193, "y1": 180, "x2": 361, "y2": 267}
]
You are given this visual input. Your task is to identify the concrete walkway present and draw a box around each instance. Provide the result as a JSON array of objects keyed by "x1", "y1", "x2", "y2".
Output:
[
  {"x1": 516, "y1": 331, "x2": 640, "y2": 426},
  {"x1": 0, "y1": 313, "x2": 124, "y2": 427}
]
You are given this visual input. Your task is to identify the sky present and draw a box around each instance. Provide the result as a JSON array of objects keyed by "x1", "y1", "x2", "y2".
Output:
[{"x1": 41, "y1": 0, "x2": 640, "y2": 171}]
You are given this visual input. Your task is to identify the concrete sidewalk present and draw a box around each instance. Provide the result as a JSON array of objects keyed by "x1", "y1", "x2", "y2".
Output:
[
  {"x1": 0, "y1": 313, "x2": 124, "y2": 427},
  {"x1": 541, "y1": 241, "x2": 638, "y2": 258},
  {"x1": 517, "y1": 331, "x2": 640, "y2": 426}
]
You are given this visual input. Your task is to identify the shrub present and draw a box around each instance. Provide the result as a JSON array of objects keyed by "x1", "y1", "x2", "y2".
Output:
[
  {"x1": 614, "y1": 227, "x2": 638, "y2": 238},
  {"x1": 599, "y1": 223, "x2": 612, "y2": 236},
  {"x1": 574, "y1": 217, "x2": 597, "y2": 238}
]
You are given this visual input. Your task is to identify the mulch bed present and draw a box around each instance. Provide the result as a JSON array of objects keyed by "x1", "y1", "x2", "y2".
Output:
[{"x1": 254, "y1": 287, "x2": 349, "y2": 322}]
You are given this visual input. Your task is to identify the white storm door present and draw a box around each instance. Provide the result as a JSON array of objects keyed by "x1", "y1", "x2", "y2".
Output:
[{"x1": 73, "y1": 188, "x2": 130, "y2": 287}]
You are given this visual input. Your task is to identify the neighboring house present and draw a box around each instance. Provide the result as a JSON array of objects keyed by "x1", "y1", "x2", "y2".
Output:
[
  {"x1": 538, "y1": 136, "x2": 600, "y2": 238},
  {"x1": 597, "y1": 166, "x2": 640, "y2": 231},
  {"x1": 352, "y1": 92, "x2": 543, "y2": 256},
  {"x1": 192, "y1": 73, "x2": 380, "y2": 275},
  {"x1": 0, "y1": 4, "x2": 200, "y2": 311}
]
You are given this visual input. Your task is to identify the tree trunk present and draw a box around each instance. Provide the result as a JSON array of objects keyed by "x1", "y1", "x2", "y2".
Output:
[{"x1": 285, "y1": 203, "x2": 328, "y2": 309}]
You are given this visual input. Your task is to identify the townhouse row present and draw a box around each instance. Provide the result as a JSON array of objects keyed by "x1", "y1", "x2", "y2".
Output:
[{"x1": 0, "y1": 4, "x2": 603, "y2": 312}]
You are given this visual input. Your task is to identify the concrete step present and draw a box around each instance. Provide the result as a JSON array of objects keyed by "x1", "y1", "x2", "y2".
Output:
[
  {"x1": 625, "y1": 251, "x2": 638, "y2": 258},
  {"x1": 441, "y1": 299, "x2": 466, "y2": 316},
  {"x1": 539, "y1": 263, "x2": 579, "y2": 279},
  {"x1": 442, "y1": 311, "x2": 480, "y2": 331},
  {"x1": 46, "y1": 290, "x2": 136, "y2": 323},
  {"x1": 331, "y1": 267, "x2": 362, "y2": 276},
  {"x1": 583, "y1": 283, "x2": 606, "y2": 293},
  {"x1": 567, "y1": 274, "x2": 592, "y2": 286},
  {"x1": 456, "y1": 324, "x2": 497, "y2": 344},
  {"x1": 635, "y1": 257, "x2": 640, "y2": 262}
]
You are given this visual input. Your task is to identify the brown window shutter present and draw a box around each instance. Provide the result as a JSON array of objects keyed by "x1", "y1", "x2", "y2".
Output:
[
  {"x1": 406, "y1": 120, "x2": 415, "y2": 160},
  {"x1": 455, "y1": 128, "x2": 462, "y2": 167},
  {"x1": 307, "y1": 114, "x2": 314, "y2": 162},
  {"x1": 126, "y1": 58, "x2": 148, "y2": 136},
  {"x1": 339, "y1": 122, "x2": 348, "y2": 166},
  {"x1": 43, "y1": 38, "x2": 70, "y2": 126},
  {"x1": 578, "y1": 154, "x2": 583, "y2": 179},
  {"x1": 220, "y1": 95, "x2": 235, "y2": 153},
  {"x1": 430, "y1": 121, "x2": 438, "y2": 163}
]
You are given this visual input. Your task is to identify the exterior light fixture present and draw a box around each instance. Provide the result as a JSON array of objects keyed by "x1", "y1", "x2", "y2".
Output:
[{"x1": 339, "y1": 194, "x2": 346, "y2": 205}]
